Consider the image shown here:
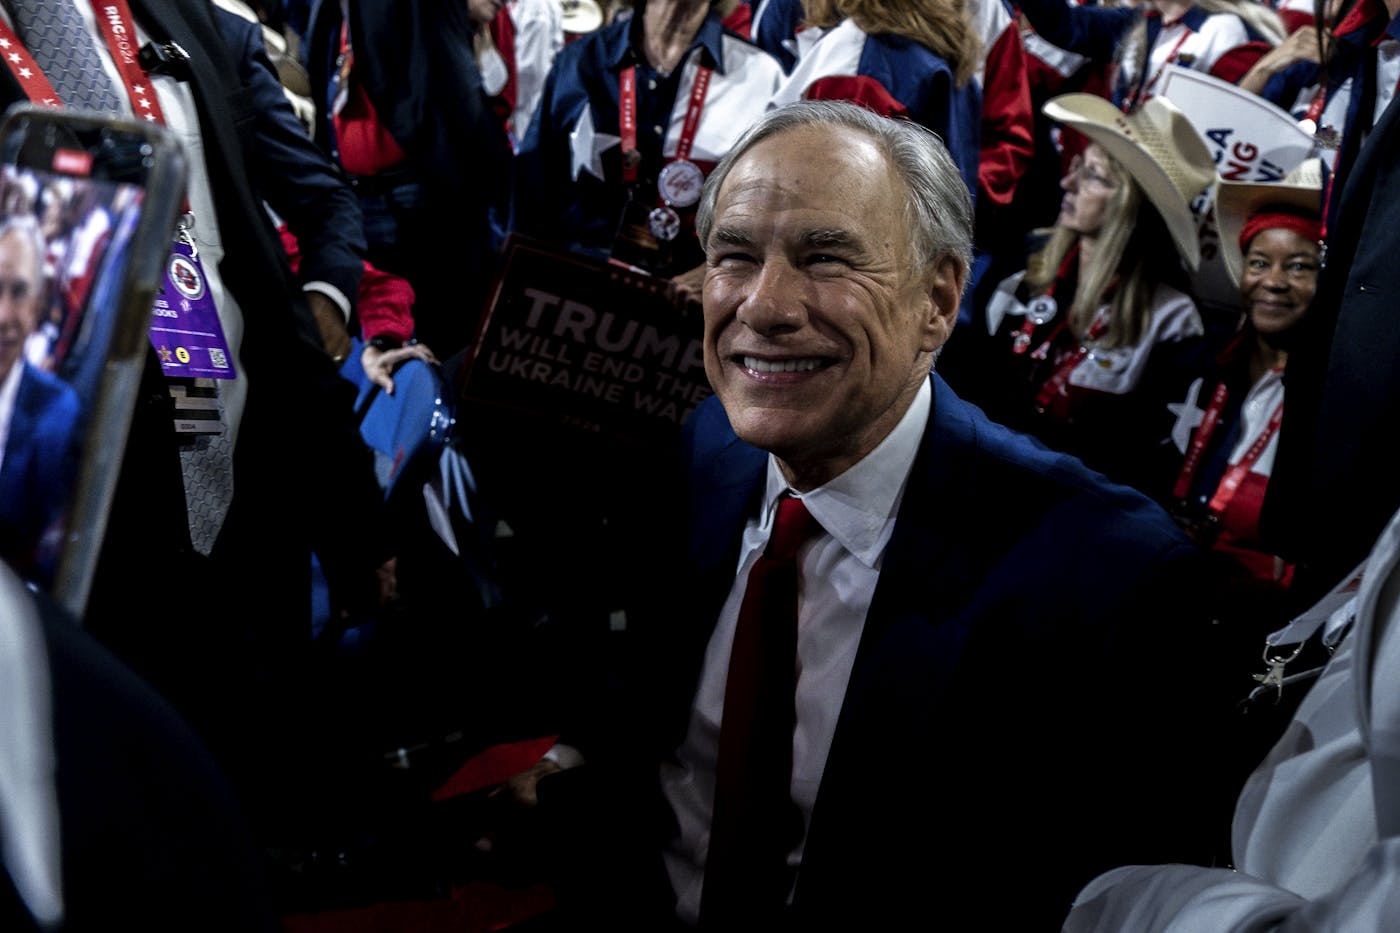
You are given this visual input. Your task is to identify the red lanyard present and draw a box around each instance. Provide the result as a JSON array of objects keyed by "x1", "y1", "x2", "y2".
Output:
[
  {"x1": 1208, "y1": 401, "x2": 1284, "y2": 517},
  {"x1": 675, "y1": 65, "x2": 711, "y2": 163},
  {"x1": 1012, "y1": 246, "x2": 1078, "y2": 355},
  {"x1": 1033, "y1": 308, "x2": 1109, "y2": 411},
  {"x1": 617, "y1": 62, "x2": 713, "y2": 185},
  {"x1": 619, "y1": 66, "x2": 639, "y2": 183},
  {"x1": 0, "y1": 0, "x2": 167, "y2": 123},
  {"x1": 1126, "y1": 20, "x2": 1193, "y2": 111},
  {"x1": 0, "y1": 22, "x2": 61, "y2": 104},
  {"x1": 1172, "y1": 381, "x2": 1230, "y2": 500}
]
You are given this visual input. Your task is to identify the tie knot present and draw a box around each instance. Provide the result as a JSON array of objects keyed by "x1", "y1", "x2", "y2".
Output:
[{"x1": 766, "y1": 495, "x2": 819, "y2": 561}]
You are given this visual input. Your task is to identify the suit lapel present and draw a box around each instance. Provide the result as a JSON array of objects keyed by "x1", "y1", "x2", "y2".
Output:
[
  {"x1": 0, "y1": 370, "x2": 40, "y2": 503},
  {"x1": 797, "y1": 375, "x2": 987, "y2": 890}
]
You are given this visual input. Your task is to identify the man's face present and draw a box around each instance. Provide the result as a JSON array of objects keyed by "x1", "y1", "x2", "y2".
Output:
[
  {"x1": 0, "y1": 229, "x2": 41, "y2": 384},
  {"x1": 467, "y1": 0, "x2": 506, "y2": 24},
  {"x1": 702, "y1": 124, "x2": 961, "y2": 489}
]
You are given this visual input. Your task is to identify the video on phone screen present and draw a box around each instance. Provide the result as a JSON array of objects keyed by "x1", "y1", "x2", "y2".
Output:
[{"x1": 0, "y1": 161, "x2": 145, "y2": 590}]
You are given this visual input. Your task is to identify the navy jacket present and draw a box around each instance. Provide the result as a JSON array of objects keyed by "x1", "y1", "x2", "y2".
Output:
[
  {"x1": 0, "y1": 364, "x2": 82, "y2": 584},
  {"x1": 591, "y1": 374, "x2": 1245, "y2": 929}
]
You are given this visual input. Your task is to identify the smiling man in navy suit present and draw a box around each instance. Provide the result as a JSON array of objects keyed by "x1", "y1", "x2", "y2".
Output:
[
  {"x1": 0, "y1": 215, "x2": 80, "y2": 587},
  {"x1": 505, "y1": 99, "x2": 1244, "y2": 931}
]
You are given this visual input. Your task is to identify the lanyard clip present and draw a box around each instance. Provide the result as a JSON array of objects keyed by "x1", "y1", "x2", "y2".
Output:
[{"x1": 138, "y1": 41, "x2": 191, "y2": 81}]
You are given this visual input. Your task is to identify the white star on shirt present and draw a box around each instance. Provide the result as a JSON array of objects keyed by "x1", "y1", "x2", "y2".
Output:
[
  {"x1": 133, "y1": 84, "x2": 146, "y2": 95},
  {"x1": 7, "y1": 53, "x2": 19, "y2": 64},
  {"x1": 1166, "y1": 377, "x2": 1206, "y2": 454},
  {"x1": 17, "y1": 67, "x2": 31, "y2": 79},
  {"x1": 140, "y1": 98, "x2": 152, "y2": 109},
  {"x1": 0, "y1": 39, "x2": 11, "y2": 49},
  {"x1": 569, "y1": 106, "x2": 619, "y2": 182}
]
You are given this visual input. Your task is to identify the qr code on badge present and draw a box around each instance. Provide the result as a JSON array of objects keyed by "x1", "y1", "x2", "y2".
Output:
[{"x1": 208, "y1": 348, "x2": 229, "y2": 369}]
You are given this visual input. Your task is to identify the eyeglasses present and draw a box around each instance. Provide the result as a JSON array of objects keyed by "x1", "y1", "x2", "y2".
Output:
[
  {"x1": 1065, "y1": 154, "x2": 1116, "y2": 190},
  {"x1": 0, "y1": 279, "x2": 33, "y2": 302}
]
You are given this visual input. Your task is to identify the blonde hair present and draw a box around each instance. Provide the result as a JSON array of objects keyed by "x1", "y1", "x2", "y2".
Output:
[
  {"x1": 1024, "y1": 151, "x2": 1173, "y2": 349},
  {"x1": 1119, "y1": 0, "x2": 1284, "y2": 90},
  {"x1": 802, "y1": 0, "x2": 982, "y2": 86}
]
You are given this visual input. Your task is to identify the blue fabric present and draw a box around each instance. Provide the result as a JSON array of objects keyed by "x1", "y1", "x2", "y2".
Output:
[
  {"x1": 341, "y1": 338, "x2": 454, "y2": 498},
  {"x1": 0, "y1": 363, "x2": 82, "y2": 584}
]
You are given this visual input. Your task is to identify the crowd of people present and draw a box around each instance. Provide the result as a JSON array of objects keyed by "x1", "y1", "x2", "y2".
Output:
[{"x1": 3, "y1": 0, "x2": 1400, "y2": 929}]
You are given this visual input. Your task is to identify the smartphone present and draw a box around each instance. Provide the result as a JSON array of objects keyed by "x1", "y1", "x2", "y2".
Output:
[{"x1": 0, "y1": 104, "x2": 188, "y2": 618}]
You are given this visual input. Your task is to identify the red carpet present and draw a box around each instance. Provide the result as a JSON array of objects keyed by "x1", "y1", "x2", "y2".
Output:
[
  {"x1": 281, "y1": 880, "x2": 556, "y2": 933},
  {"x1": 281, "y1": 736, "x2": 560, "y2": 932}
]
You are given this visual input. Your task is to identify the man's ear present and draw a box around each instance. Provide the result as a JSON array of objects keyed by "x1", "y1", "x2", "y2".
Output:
[{"x1": 918, "y1": 254, "x2": 966, "y2": 353}]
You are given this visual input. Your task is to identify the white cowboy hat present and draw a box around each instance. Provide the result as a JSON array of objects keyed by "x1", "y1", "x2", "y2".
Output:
[
  {"x1": 561, "y1": 0, "x2": 605, "y2": 34},
  {"x1": 1043, "y1": 92, "x2": 1216, "y2": 270},
  {"x1": 1213, "y1": 157, "x2": 1325, "y2": 287}
]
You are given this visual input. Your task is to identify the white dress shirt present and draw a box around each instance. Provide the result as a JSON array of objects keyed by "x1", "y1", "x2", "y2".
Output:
[{"x1": 661, "y1": 377, "x2": 932, "y2": 925}]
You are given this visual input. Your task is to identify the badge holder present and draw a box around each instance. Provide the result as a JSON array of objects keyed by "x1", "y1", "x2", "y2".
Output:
[
  {"x1": 148, "y1": 218, "x2": 236, "y2": 437},
  {"x1": 611, "y1": 191, "x2": 671, "y2": 274}
]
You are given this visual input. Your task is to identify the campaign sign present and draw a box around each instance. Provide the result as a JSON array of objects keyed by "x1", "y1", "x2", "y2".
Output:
[
  {"x1": 1157, "y1": 65, "x2": 1317, "y2": 315},
  {"x1": 458, "y1": 235, "x2": 710, "y2": 451}
]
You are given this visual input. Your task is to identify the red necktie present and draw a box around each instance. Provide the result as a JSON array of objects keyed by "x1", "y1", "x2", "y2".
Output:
[{"x1": 700, "y1": 494, "x2": 820, "y2": 927}]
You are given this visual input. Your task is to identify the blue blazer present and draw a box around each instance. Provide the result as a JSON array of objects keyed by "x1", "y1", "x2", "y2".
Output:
[
  {"x1": 0, "y1": 363, "x2": 82, "y2": 581},
  {"x1": 622, "y1": 374, "x2": 1241, "y2": 928}
]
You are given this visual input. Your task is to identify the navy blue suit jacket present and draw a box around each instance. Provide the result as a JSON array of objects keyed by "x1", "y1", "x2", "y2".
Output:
[
  {"x1": 613, "y1": 374, "x2": 1241, "y2": 929},
  {"x1": 0, "y1": 363, "x2": 82, "y2": 582}
]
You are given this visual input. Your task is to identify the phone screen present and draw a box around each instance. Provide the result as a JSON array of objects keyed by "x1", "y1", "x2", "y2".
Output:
[{"x1": 0, "y1": 105, "x2": 186, "y2": 616}]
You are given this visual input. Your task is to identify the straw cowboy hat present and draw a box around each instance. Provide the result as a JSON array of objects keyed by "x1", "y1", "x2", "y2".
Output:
[
  {"x1": 1213, "y1": 157, "x2": 1325, "y2": 287},
  {"x1": 1043, "y1": 93, "x2": 1216, "y2": 270}
]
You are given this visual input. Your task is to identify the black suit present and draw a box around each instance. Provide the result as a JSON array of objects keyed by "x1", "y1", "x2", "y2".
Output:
[
  {"x1": 218, "y1": 5, "x2": 365, "y2": 313},
  {"x1": 0, "y1": 0, "x2": 392, "y2": 847}
]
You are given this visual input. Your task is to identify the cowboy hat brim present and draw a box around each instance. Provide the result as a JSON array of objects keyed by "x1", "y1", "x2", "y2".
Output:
[
  {"x1": 561, "y1": 0, "x2": 604, "y2": 33},
  {"x1": 1214, "y1": 159, "x2": 1325, "y2": 287},
  {"x1": 1043, "y1": 93, "x2": 1215, "y2": 271}
]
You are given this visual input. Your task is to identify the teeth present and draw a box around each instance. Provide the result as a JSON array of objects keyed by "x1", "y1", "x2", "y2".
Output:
[{"x1": 743, "y1": 356, "x2": 824, "y2": 373}]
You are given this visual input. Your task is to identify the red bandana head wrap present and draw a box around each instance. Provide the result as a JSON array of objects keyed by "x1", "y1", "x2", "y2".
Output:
[{"x1": 1239, "y1": 208, "x2": 1323, "y2": 254}]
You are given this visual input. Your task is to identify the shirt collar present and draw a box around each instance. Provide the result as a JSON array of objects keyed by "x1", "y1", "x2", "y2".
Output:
[
  {"x1": 1177, "y1": 6, "x2": 1210, "y2": 31},
  {"x1": 1145, "y1": 5, "x2": 1208, "y2": 30},
  {"x1": 608, "y1": 8, "x2": 728, "y2": 73},
  {"x1": 762, "y1": 376, "x2": 931, "y2": 569}
]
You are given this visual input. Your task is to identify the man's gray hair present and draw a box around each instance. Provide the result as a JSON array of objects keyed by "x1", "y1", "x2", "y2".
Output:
[
  {"x1": 0, "y1": 212, "x2": 46, "y2": 288},
  {"x1": 695, "y1": 99, "x2": 974, "y2": 275}
]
